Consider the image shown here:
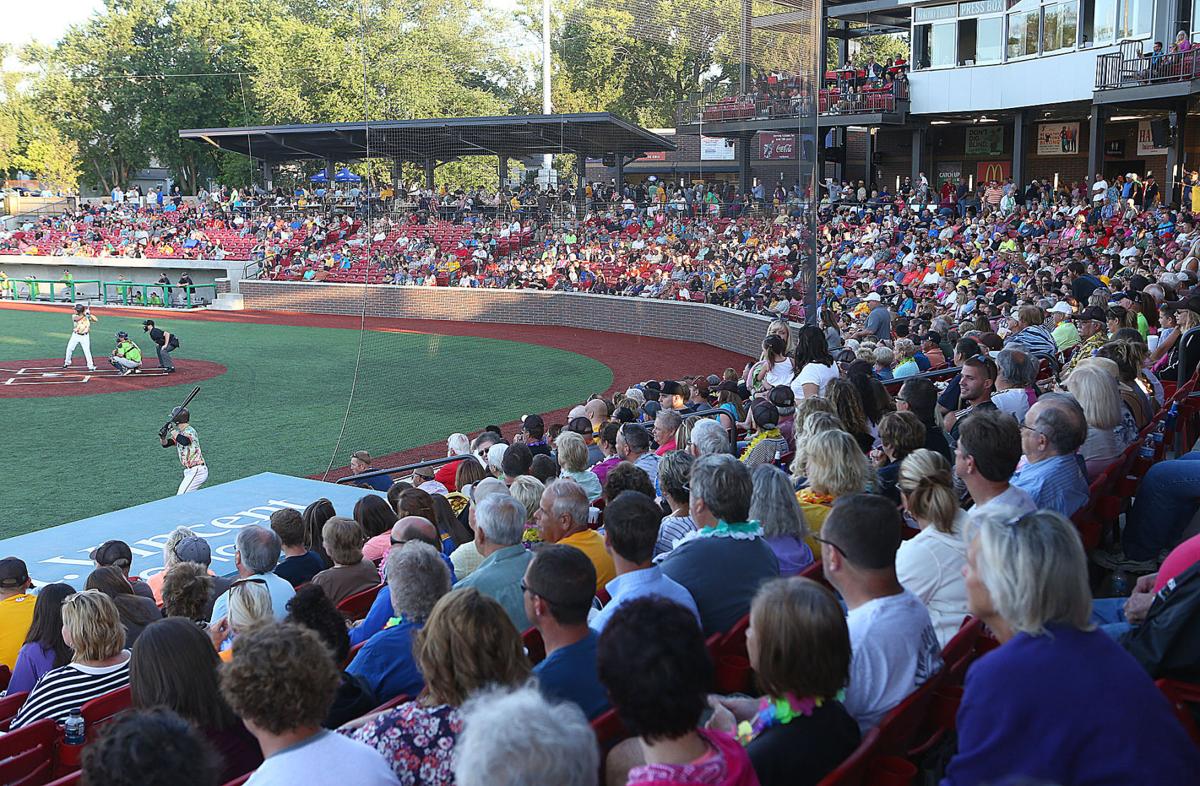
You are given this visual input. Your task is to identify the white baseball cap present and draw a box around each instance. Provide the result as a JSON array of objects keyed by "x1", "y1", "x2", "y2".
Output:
[
  {"x1": 1050, "y1": 301, "x2": 1073, "y2": 316},
  {"x1": 865, "y1": 292, "x2": 881, "y2": 302}
]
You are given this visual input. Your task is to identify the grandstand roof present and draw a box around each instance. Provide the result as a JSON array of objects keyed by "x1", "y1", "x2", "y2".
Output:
[{"x1": 178, "y1": 113, "x2": 677, "y2": 163}]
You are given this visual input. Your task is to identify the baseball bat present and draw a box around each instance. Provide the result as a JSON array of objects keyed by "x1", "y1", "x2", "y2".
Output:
[{"x1": 160, "y1": 385, "x2": 200, "y2": 434}]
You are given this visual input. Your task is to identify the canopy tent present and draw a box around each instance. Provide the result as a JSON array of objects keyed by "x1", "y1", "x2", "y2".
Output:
[
  {"x1": 334, "y1": 167, "x2": 361, "y2": 183},
  {"x1": 309, "y1": 169, "x2": 329, "y2": 183}
]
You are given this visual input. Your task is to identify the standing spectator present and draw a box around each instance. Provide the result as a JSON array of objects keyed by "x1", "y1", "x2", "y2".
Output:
[
  {"x1": 347, "y1": 543, "x2": 450, "y2": 704},
  {"x1": 221, "y1": 623, "x2": 399, "y2": 785},
  {"x1": 895, "y1": 450, "x2": 969, "y2": 646},
  {"x1": 210, "y1": 526, "x2": 295, "y2": 624},
  {"x1": 131, "y1": 618, "x2": 262, "y2": 782},
  {"x1": 944, "y1": 509, "x2": 1200, "y2": 785},
  {"x1": 817, "y1": 494, "x2": 942, "y2": 732},
  {"x1": 597, "y1": 597, "x2": 759, "y2": 786},
  {"x1": 10, "y1": 591, "x2": 131, "y2": 730},
  {"x1": 660, "y1": 454, "x2": 780, "y2": 635},
  {"x1": 535, "y1": 478, "x2": 615, "y2": 590},
  {"x1": 589, "y1": 490, "x2": 698, "y2": 632},
  {"x1": 8, "y1": 582, "x2": 74, "y2": 695},
  {"x1": 523, "y1": 545, "x2": 611, "y2": 719},
  {"x1": 0, "y1": 557, "x2": 37, "y2": 669},
  {"x1": 1010, "y1": 394, "x2": 1090, "y2": 517},
  {"x1": 453, "y1": 686, "x2": 598, "y2": 786},
  {"x1": 270, "y1": 508, "x2": 326, "y2": 587},
  {"x1": 750, "y1": 464, "x2": 814, "y2": 576},
  {"x1": 344, "y1": 589, "x2": 530, "y2": 785},
  {"x1": 454, "y1": 493, "x2": 534, "y2": 630},
  {"x1": 311, "y1": 517, "x2": 380, "y2": 606},
  {"x1": 708, "y1": 578, "x2": 861, "y2": 786}
]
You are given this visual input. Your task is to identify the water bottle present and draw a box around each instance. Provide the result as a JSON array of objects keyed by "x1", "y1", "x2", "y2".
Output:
[
  {"x1": 1111, "y1": 570, "x2": 1130, "y2": 598},
  {"x1": 1166, "y1": 402, "x2": 1179, "y2": 433},
  {"x1": 1139, "y1": 434, "x2": 1155, "y2": 460},
  {"x1": 64, "y1": 709, "x2": 85, "y2": 746}
]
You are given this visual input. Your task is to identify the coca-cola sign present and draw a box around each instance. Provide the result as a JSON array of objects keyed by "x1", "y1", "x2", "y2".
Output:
[{"x1": 758, "y1": 132, "x2": 797, "y2": 161}]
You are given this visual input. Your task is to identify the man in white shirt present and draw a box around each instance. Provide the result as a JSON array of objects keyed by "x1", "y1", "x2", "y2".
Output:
[
  {"x1": 819, "y1": 494, "x2": 943, "y2": 733},
  {"x1": 222, "y1": 623, "x2": 399, "y2": 785},
  {"x1": 956, "y1": 409, "x2": 1036, "y2": 523}
]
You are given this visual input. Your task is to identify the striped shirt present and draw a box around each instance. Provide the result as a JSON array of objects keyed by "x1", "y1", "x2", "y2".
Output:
[{"x1": 9, "y1": 653, "x2": 131, "y2": 730}]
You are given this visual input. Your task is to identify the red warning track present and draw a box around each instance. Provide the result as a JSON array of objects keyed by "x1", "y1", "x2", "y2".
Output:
[{"x1": 0, "y1": 359, "x2": 228, "y2": 399}]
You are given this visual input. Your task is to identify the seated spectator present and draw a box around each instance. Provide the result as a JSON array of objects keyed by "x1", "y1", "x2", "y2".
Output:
[
  {"x1": 221, "y1": 623, "x2": 398, "y2": 785},
  {"x1": 302, "y1": 497, "x2": 336, "y2": 568},
  {"x1": 286, "y1": 586, "x2": 377, "y2": 728},
  {"x1": 590, "y1": 490, "x2": 698, "y2": 632},
  {"x1": 661, "y1": 454, "x2": 780, "y2": 634},
  {"x1": 1004, "y1": 304, "x2": 1059, "y2": 361},
  {"x1": 896, "y1": 377, "x2": 952, "y2": 461},
  {"x1": 530, "y1": 453, "x2": 559, "y2": 484},
  {"x1": 818, "y1": 494, "x2": 942, "y2": 732},
  {"x1": 344, "y1": 588, "x2": 530, "y2": 785},
  {"x1": 768, "y1": 385, "x2": 797, "y2": 450},
  {"x1": 892, "y1": 338, "x2": 919, "y2": 378},
  {"x1": 455, "y1": 493, "x2": 533, "y2": 630},
  {"x1": 944, "y1": 509, "x2": 1200, "y2": 785},
  {"x1": 349, "y1": 450, "x2": 393, "y2": 492},
  {"x1": 872, "y1": 410, "x2": 925, "y2": 505},
  {"x1": 796, "y1": 429, "x2": 871, "y2": 540},
  {"x1": 750, "y1": 464, "x2": 814, "y2": 576},
  {"x1": 502, "y1": 442, "x2": 534, "y2": 483},
  {"x1": 131, "y1": 618, "x2": 262, "y2": 782},
  {"x1": 740, "y1": 399, "x2": 787, "y2": 468},
  {"x1": 0, "y1": 556, "x2": 37, "y2": 670},
  {"x1": 359, "y1": 493, "x2": 403, "y2": 563},
  {"x1": 312, "y1": 516, "x2": 381, "y2": 606},
  {"x1": 348, "y1": 542, "x2": 450, "y2": 703},
  {"x1": 655, "y1": 451, "x2": 698, "y2": 557},
  {"x1": 90, "y1": 539, "x2": 155, "y2": 601},
  {"x1": 597, "y1": 597, "x2": 758, "y2": 786},
  {"x1": 991, "y1": 347, "x2": 1036, "y2": 423},
  {"x1": 524, "y1": 544, "x2": 610, "y2": 719},
  {"x1": 509, "y1": 475, "x2": 546, "y2": 545},
  {"x1": 957, "y1": 409, "x2": 1036, "y2": 521},
  {"x1": 602, "y1": 460, "x2": 656, "y2": 504},
  {"x1": 895, "y1": 449, "x2": 969, "y2": 647},
  {"x1": 271, "y1": 508, "x2": 326, "y2": 587},
  {"x1": 872, "y1": 345, "x2": 895, "y2": 381},
  {"x1": 536, "y1": 478, "x2": 615, "y2": 590},
  {"x1": 8, "y1": 582, "x2": 74, "y2": 695},
  {"x1": 448, "y1": 477, "x2": 509, "y2": 581},
  {"x1": 11, "y1": 590, "x2": 131, "y2": 729},
  {"x1": 708, "y1": 578, "x2": 860, "y2": 786},
  {"x1": 521, "y1": 413, "x2": 552, "y2": 456},
  {"x1": 790, "y1": 324, "x2": 839, "y2": 398},
  {"x1": 146, "y1": 526, "x2": 201, "y2": 604},
  {"x1": 432, "y1": 433, "x2": 471, "y2": 491},
  {"x1": 210, "y1": 525, "x2": 296, "y2": 624},
  {"x1": 1065, "y1": 363, "x2": 1127, "y2": 479},
  {"x1": 922, "y1": 332, "x2": 948, "y2": 368},
  {"x1": 82, "y1": 708, "x2": 220, "y2": 786},
  {"x1": 213, "y1": 579, "x2": 273, "y2": 660},
  {"x1": 377, "y1": 516, "x2": 442, "y2": 580},
  {"x1": 1092, "y1": 531, "x2": 1200, "y2": 638},
  {"x1": 453, "y1": 685, "x2": 598, "y2": 786},
  {"x1": 162, "y1": 561, "x2": 214, "y2": 624},
  {"x1": 616, "y1": 423, "x2": 660, "y2": 487},
  {"x1": 691, "y1": 412, "x2": 732, "y2": 456},
  {"x1": 591, "y1": 422, "x2": 622, "y2": 486},
  {"x1": 86, "y1": 565, "x2": 162, "y2": 647},
  {"x1": 556, "y1": 430, "x2": 603, "y2": 501},
  {"x1": 653, "y1": 409, "x2": 683, "y2": 455},
  {"x1": 827, "y1": 379, "x2": 876, "y2": 453},
  {"x1": 1010, "y1": 393, "x2": 1090, "y2": 517}
]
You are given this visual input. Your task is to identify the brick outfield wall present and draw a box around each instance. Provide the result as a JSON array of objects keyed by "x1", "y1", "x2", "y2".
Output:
[{"x1": 238, "y1": 280, "x2": 773, "y2": 357}]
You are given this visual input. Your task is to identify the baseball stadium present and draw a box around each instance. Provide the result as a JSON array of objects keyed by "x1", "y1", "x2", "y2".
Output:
[{"x1": 1, "y1": 0, "x2": 1200, "y2": 784}]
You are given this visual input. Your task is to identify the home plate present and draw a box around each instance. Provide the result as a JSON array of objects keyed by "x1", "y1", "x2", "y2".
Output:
[{"x1": 42, "y1": 373, "x2": 63, "y2": 378}]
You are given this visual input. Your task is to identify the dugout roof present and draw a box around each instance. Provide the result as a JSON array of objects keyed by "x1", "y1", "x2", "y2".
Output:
[{"x1": 178, "y1": 113, "x2": 677, "y2": 164}]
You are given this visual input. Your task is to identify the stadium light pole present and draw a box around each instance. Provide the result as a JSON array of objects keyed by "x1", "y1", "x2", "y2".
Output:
[
  {"x1": 805, "y1": 0, "x2": 823, "y2": 325},
  {"x1": 542, "y1": 0, "x2": 553, "y2": 178}
]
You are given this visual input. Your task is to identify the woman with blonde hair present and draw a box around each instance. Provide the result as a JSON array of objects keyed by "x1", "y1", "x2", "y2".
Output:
[
  {"x1": 509, "y1": 474, "x2": 547, "y2": 545},
  {"x1": 795, "y1": 429, "x2": 870, "y2": 551},
  {"x1": 891, "y1": 338, "x2": 919, "y2": 378},
  {"x1": 1065, "y1": 363, "x2": 1126, "y2": 479},
  {"x1": 147, "y1": 525, "x2": 199, "y2": 604},
  {"x1": 895, "y1": 449, "x2": 969, "y2": 647},
  {"x1": 211, "y1": 579, "x2": 273, "y2": 662},
  {"x1": 343, "y1": 588, "x2": 532, "y2": 784},
  {"x1": 555, "y1": 431, "x2": 602, "y2": 501},
  {"x1": 789, "y1": 410, "x2": 843, "y2": 482},
  {"x1": 10, "y1": 590, "x2": 130, "y2": 729}
]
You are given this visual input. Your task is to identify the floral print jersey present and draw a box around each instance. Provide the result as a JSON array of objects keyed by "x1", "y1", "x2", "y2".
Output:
[{"x1": 346, "y1": 701, "x2": 462, "y2": 785}]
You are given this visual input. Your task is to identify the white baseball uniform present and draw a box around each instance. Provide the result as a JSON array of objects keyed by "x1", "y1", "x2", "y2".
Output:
[{"x1": 65, "y1": 312, "x2": 97, "y2": 370}]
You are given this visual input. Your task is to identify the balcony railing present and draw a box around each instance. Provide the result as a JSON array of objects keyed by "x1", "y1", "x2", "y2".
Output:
[
  {"x1": 1096, "y1": 39, "x2": 1200, "y2": 90},
  {"x1": 695, "y1": 84, "x2": 907, "y2": 124}
]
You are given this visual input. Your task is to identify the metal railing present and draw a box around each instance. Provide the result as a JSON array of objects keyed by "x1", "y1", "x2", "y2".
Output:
[
  {"x1": 100, "y1": 282, "x2": 216, "y2": 308},
  {"x1": 336, "y1": 454, "x2": 470, "y2": 485},
  {"x1": 1, "y1": 278, "x2": 101, "y2": 303},
  {"x1": 695, "y1": 83, "x2": 907, "y2": 123},
  {"x1": 1096, "y1": 39, "x2": 1200, "y2": 89}
]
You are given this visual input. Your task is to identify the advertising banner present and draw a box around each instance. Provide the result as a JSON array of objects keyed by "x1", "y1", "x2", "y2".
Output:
[{"x1": 1036, "y1": 122, "x2": 1080, "y2": 155}]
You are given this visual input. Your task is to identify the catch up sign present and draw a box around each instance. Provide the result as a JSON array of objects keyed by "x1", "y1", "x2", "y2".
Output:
[{"x1": 0, "y1": 473, "x2": 385, "y2": 587}]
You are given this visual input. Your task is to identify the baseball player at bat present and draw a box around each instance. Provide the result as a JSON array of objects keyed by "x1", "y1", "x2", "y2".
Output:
[
  {"x1": 160, "y1": 406, "x2": 208, "y2": 494},
  {"x1": 64, "y1": 303, "x2": 97, "y2": 371}
]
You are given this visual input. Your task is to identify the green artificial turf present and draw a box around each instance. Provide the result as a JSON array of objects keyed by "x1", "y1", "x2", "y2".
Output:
[{"x1": 0, "y1": 309, "x2": 611, "y2": 537}]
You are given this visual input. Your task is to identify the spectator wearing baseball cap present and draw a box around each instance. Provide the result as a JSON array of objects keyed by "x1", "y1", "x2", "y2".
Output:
[
  {"x1": 91, "y1": 540, "x2": 156, "y2": 602},
  {"x1": 1161, "y1": 294, "x2": 1200, "y2": 382},
  {"x1": 1062, "y1": 306, "x2": 1109, "y2": 377},
  {"x1": 1049, "y1": 302, "x2": 1080, "y2": 351},
  {"x1": 0, "y1": 557, "x2": 36, "y2": 669}
]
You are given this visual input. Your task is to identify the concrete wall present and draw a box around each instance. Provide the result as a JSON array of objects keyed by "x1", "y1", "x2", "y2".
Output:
[{"x1": 238, "y1": 280, "x2": 773, "y2": 357}]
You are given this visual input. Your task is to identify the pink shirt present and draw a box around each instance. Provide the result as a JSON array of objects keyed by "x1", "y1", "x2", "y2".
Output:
[
  {"x1": 362, "y1": 532, "x2": 391, "y2": 564},
  {"x1": 1154, "y1": 532, "x2": 1200, "y2": 594}
]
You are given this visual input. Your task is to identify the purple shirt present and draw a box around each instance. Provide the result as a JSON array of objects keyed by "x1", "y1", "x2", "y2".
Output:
[
  {"x1": 8, "y1": 643, "x2": 57, "y2": 695},
  {"x1": 766, "y1": 535, "x2": 815, "y2": 577},
  {"x1": 591, "y1": 455, "x2": 620, "y2": 487}
]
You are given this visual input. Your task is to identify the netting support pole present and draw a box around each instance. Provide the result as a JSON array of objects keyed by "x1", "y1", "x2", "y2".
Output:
[
  {"x1": 911, "y1": 128, "x2": 926, "y2": 186},
  {"x1": 1011, "y1": 110, "x2": 1028, "y2": 190},
  {"x1": 391, "y1": 158, "x2": 402, "y2": 191},
  {"x1": 498, "y1": 156, "x2": 508, "y2": 189},
  {"x1": 739, "y1": 0, "x2": 752, "y2": 94},
  {"x1": 615, "y1": 155, "x2": 625, "y2": 196},
  {"x1": 738, "y1": 133, "x2": 752, "y2": 201},
  {"x1": 805, "y1": 0, "x2": 824, "y2": 327},
  {"x1": 863, "y1": 129, "x2": 874, "y2": 191},
  {"x1": 424, "y1": 158, "x2": 436, "y2": 189}
]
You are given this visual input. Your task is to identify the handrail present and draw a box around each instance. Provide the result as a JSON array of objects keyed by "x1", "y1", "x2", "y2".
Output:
[
  {"x1": 336, "y1": 454, "x2": 471, "y2": 485},
  {"x1": 3, "y1": 278, "x2": 100, "y2": 303},
  {"x1": 1173, "y1": 326, "x2": 1200, "y2": 454},
  {"x1": 101, "y1": 281, "x2": 216, "y2": 308}
]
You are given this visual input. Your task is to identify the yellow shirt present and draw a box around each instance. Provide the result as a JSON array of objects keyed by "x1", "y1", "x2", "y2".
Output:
[
  {"x1": 559, "y1": 529, "x2": 616, "y2": 591},
  {"x1": 0, "y1": 593, "x2": 37, "y2": 669}
]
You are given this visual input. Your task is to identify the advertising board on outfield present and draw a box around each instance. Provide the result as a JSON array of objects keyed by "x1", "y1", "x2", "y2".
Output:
[
  {"x1": 701, "y1": 136, "x2": 736, "y2": 161},
  {"x1": 976, "y1": 160, "x2": 1012, "y2": 183},
  {"x1": 758, "y1": 132, "x2": 798, "y2": 160}
]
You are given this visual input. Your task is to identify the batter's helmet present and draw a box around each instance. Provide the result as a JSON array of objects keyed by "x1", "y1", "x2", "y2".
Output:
[
  {"x1": 116, "y1": 331, "x2": 129, "y2": 340},
  {"x1": 171, "y1": 407, "x2": 189, "y2": 423},
  {"x1": 74, "y1": 303, "x2": 85, "y2": 313}
]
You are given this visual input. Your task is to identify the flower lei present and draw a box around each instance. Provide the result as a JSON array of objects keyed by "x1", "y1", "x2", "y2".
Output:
[
  {"x1": 736, "y1": 691, "x2": 845, "y2": 746},
  {"x1": 798, "y1": 487, "x2": 835, "y2": 507},
  {"x1": 739, "y1": 428, "x2": 782, "y2": 462}
]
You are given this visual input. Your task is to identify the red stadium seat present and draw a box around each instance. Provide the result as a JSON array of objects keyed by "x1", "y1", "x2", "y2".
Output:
[
  {"x1": 222, "y1": 773, "x2": 254, "y2": 786},
  {"x1": 337, "y1": 584, "x2": 383, "y2": 620},
  {"x1": 81, "y1": 684, "x2": 132, "y2": 741},
  {"x1": 366, "y1": 693, "x2": 411, "y2": 718},
  {"x1": 522, "y1": 626, "x2": 546, "y2": 664},
  {"x1": 0, "y1": 690, "x2": 29, "y2": 731},
  {"x1": 0, "y1": 718, "x2": 59, "y2": 786},
  {"x1": 1156, "y1": 679, "x2": 1200, "y2": 747},
  {"x1": 45, "y1": 772, "x2": 82, "y2": 786}
]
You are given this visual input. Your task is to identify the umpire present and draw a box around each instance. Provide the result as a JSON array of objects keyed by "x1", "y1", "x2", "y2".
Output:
[{"x1": 142, "y1": 319, "x2": 180, "y2": 373}]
